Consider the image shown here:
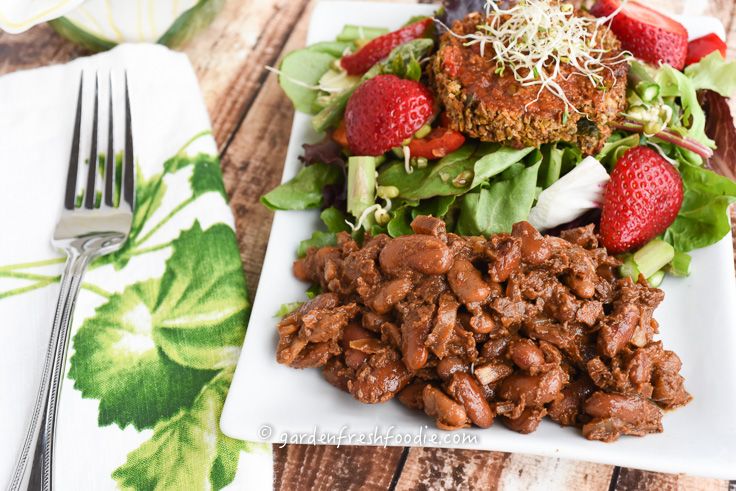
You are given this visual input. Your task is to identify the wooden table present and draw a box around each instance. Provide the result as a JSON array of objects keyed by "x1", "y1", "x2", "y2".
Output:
[{"x1": 2, "y1": 0, "x2": 736, "y2": 489}]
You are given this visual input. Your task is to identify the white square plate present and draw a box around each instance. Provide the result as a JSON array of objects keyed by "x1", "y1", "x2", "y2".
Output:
[{"x1": 221, "y1": 1, "x2": 736, "y2": 479}]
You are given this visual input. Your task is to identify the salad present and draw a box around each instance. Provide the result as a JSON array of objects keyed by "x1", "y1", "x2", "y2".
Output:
[{"x1": 263, "y1": 0, "x2": 736, "y2": 290}]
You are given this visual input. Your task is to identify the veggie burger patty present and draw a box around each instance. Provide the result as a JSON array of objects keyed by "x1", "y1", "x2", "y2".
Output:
[{"x1": 430, "y1": 10, "x2": 629, "y2": 154}]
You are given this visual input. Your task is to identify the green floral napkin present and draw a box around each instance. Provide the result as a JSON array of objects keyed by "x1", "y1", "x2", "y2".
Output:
[{"x1": 0, "y1": 44, "x2": 271, "y2": 490}]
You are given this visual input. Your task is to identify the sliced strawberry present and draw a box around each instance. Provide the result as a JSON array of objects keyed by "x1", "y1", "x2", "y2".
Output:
[
  {"x1": 408, "y1": 127, "x2": 465, "y2": 159},
  {"x1": 344, "y1": 75, "x2": 434, "y2": 156},
  {"x1": 341, "y1": 18, "x2": 433, "y2": 76},
  {"x1": 600, "y1": 146, "x2": 683, "y2": 255},
  {"x1": 685, "y1": 33, "x2": 728, "y2": 66},
  {"x1": 590, "y1": 0, "x2": 688, "y2": 70}
]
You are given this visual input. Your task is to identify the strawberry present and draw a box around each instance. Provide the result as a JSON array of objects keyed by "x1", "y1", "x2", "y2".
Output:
[
  {"x1": 600, "y1": 146, "x2": 683, "y2": 255},
  {"x1": 590, "y1": 0, "x2": 688, "y2": 70},
  {"x1": 344, "y1": 74, "x2": 434, "y2": 156},
  {"x1": 341, "y1": 18, "x2": 433, "y2": 76}
]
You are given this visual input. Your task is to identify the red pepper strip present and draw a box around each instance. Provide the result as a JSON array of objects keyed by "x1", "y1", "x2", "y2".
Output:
[
  {"x1": 332, "y1": 120, "x2": 349, "y2": 148},
  {"x1": 408, "y1": 127, "x2": 466, "y2": 160},
  {"x1": 685, "y1": 33, "x2": 727, "y2": 66},
  {"x1": 341, "y1": 18, "x2": 434, "y2": 76}
]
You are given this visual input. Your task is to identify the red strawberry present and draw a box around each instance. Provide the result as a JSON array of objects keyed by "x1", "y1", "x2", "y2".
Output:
[
  {"x1": 600, "y1": 146, "x2": 683, "y2": 255},
  {"x1": 341, "y1": 18, "x2": 433, "y2": 76},
  {"x1": 344, "y1": 74, "x2": 434, "y2": 156},
  {"x1": 590, "y1": 0, "x2": 688, "y2": 70}
]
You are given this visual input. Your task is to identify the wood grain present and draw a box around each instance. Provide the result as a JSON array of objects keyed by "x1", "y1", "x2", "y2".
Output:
[
  {"x1": 273, "y1": 444, "x2": 406, "y2": 490},
  {"x1": 2, "y1": 0, "x2": 736, "y2": 489},
  {"x1": 394, "y1": 449, "x2": 615, "y2": 490},
  {"x1": 614, "y1": 468, "x2": 728, "y2": 491},
  {"x1": 0, "y1": 23, "x2": 87, "y2": 75}
]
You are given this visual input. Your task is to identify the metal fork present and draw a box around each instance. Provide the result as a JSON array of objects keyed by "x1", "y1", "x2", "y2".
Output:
[{"x1": 8, "y1": 72, "x2": 135, "y2": 491}]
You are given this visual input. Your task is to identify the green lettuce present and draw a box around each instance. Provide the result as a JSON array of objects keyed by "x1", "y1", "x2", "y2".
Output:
[
  {"x1": 684, "y1": 51, "x2": 736, "y2": 97},
  {"x1": 456, "y1": 160, "x2": 541, "y2": 236},
  {"x1": 663, "y1": 162, "x2": 736, "y2": 253},
  {"x1": 377, "y1": 142, "x2": 534, "y2": 201},
  {"x1": 261, "y1": 163, "x2": 344, "y2": 211}
]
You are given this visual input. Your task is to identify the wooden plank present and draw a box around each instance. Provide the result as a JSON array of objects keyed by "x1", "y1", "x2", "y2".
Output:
[
  {"x1": 394, "y1": 447, "x2": 511, "y2": 490},
  {"x1": 177, "y1": 0, "x2": 311, "y2": 153},
  {"x1": 0, "y1": 23, "x2": 87, "y2": 76},
  {"x1": 613, "y1": 468, "x2": 729, "y2": 491},
  {"x1": 273, "y1": 444, "x2": 406, "y2": 490},
  {"x1": 217, "y1": 0, "x2": 313, "y2": 298},
  {"x1": 394, "y1": 448, "x2": 614, "y2": 490},
  {"x1": 497, "y1": 453, "x2": 614, "y2": 491}
]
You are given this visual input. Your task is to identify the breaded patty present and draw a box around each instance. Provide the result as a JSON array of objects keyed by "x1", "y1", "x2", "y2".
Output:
[{"x1": 429, "y1": 11, "x2": 629, "y2": 154}]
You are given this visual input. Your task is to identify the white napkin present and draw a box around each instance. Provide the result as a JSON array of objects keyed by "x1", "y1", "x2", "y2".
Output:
[{"x1": 0, "y1": 44, "x2": 272, "y2": 490}]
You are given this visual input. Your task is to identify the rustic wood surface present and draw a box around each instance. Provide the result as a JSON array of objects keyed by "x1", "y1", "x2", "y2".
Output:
[{"x1": 2, "y1": 0, "x2": 736, "y2": 489}]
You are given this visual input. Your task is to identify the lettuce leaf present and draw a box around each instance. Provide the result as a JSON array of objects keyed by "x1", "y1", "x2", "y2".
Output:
[
  {"x1": 656, "y1": 65, "x2": 715, "y2": 148},
  {"x1": 377, "y1": 142, "x2": 534, "y2": 201},
  {"x1": 663, "y1": 162, "x2": 736, "y2": 253},
  {"x1": 261, "y1": 163, "x2": 344, "y2": 211},
  {"x1": 684, "y1": 51, "x2": 736, "y2": 97},
  {"x1": 703, "y1": 89, "x2": 736, "y2": 183},
  {"x1": 456, "y1": 160, "x2": 541, "y2": 236}
]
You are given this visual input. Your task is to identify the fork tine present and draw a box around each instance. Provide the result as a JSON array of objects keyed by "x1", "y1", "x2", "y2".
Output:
[
  {"x1": 83, "y1": 73, "x2": 99, "y2": 210},
  {"x1": 103, "y1": 73, "x2": 115, "y2": 208},
  {"x1": 122, "y1": 71, "x2": 135, "y2": 212},
  {"x1": 64, "y1": 74, "x2": 84, "y2": 210}
]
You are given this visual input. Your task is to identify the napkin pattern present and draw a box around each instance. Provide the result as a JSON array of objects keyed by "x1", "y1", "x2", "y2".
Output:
[{"x1": 0, "y1": 45, "x2": 271, "y2": 490}]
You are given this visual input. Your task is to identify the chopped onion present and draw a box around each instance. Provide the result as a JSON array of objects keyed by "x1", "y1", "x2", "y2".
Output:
[{"x1": 527, "y1": 156, "x2": 609, "y2": 231}]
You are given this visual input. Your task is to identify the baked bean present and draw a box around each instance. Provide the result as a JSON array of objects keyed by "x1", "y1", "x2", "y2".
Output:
[
  {"x1": 446, "y1": 372, "x2": 494, "y2": 428},
  {"x1": 565, "y1": 276, "x2": 596, "y2": 299},
  {"x1": 512, "y1": 221, "x2": 551, "y2": 265},
  {"x1": 322, "y1": 358, "x2": 351, "y2": 392},
  {"x1": 481, "y1": 336, "x2": 511, "y2": 359},
  {"x1": 597, "y1": 303, "x2": 640, "y2": 358},
  {"x1": 502, "y1": 407, "x2": 544, "y2": 434},
  {"x1": 436, "y1": 357, "x2": 468, "y2": 381},
  {"x1": 379, "y1": 235, "x2": 453, "y2": 275},
  {"x1": 402, "y1": 306, "x2": 433, "y2": 371},
  {"x1": 584, "y1": 392, "x2": 662, "y2": 426},
  {"x1": 398, "y1": 382, "x2": 431, "y2": 410},
  {"x1": 485, "y1": 279, "x2": 505, "y2": 298},
  {"x1": 547, "y1": 376, "x2": 596, "y2": 426},
  {"x1": 401, "y1": 326, "x2": 429, "y2": 371},
  {"x1": 423, "y1": 386, "x2": 467, "y2": 430},
  {"x1": 499, "y1": 368, "x2": 564, "y2": 406},
  {"x1": 447, "y1": 257, "x2": 491, "y2": 304},
  {"x1": 350, "y1": 359, "x2": 411, "y2": 404},
  {"x1": 341, "y1": 322, "x2": 373, "y2": 349},
  {"x1": 341, "y1": 323, "x2": 374, "y2": 370},
  {"x1": 372, "y1": 277, "x2": 412, "y2": 314},
  {"x1": 508, "y1": 339, "x2": 545, "y2": 371},
  {"x1": 469, "y1": 306, "x2": 494, "y2": 334}
]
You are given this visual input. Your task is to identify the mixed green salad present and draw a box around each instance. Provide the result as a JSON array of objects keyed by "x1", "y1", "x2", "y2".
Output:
[{"x1": 262, "y1": 1, "x2": 736, "y2": 288}]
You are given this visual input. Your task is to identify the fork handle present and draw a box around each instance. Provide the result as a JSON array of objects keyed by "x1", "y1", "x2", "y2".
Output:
[{"x1": 8, "y1": 250, "x2": 93, "y2": 491}]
